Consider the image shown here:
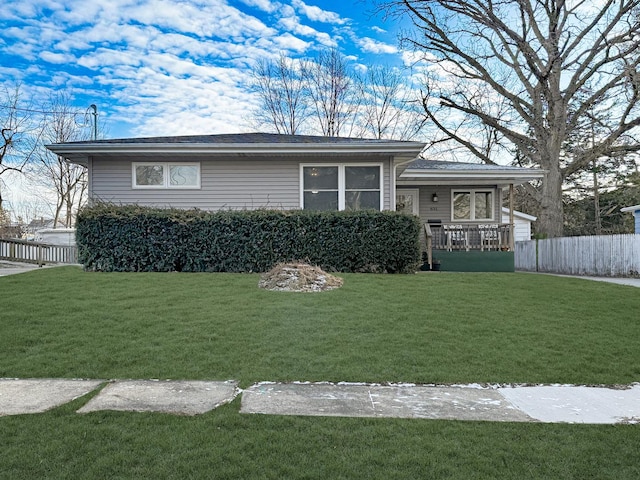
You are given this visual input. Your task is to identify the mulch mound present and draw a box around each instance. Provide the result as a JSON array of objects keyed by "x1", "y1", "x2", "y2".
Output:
[{"x1": 258, "y1": 263, "x2": 344, "y2": 293}]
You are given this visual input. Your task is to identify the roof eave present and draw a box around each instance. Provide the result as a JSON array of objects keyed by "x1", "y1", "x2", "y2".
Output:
[
  {"x1": 620, "y1": 205, "x2": 640, "y2": 212},
  {"x1": 46, "y1": 141, "x2": 425, "y2": 158},
  {"x1": 399, "y1": 169, "x2": 545, "y2": 186}
]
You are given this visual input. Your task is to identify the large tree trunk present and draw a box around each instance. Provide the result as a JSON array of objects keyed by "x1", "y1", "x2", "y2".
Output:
[{"x1": 538, "y1": 164, "x2": 564, "y2": 237}]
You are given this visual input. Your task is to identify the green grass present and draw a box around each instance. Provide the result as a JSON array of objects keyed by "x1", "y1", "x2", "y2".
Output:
[
  {"x1": 1, "y1": 267, "x2": 639, "y2": 479},
  {"x1": 1, "y1": 267, "x2": 638, "y2": 386}
]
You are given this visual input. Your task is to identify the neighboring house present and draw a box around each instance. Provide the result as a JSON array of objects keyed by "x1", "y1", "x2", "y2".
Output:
[
  {"x1": 24, "y1": 218, "x2": 65, "y2": 240},
  {"x1": 34, "y1": 228, "x2": 77, "y2": 246},
  {"x1": 47, "y1": 133, "x2": 545, "y2": 271},
  {"x1": 501, "y1": 207, "x2": 537, "y2": 242},
  {"x1": 621, "y1": 205, "x2": 640, "y2": 234},
  {"x1": 26, "y1": 218, "x2": 65, "y2": 233}
]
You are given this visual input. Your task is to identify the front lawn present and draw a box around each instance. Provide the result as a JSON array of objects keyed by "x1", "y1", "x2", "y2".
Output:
[{"x1": 1, "y1": 267, "x2": 639, "y2": 479}]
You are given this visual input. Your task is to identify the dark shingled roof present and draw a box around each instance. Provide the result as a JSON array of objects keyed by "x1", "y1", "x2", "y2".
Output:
[
  {"x1": 406, "y1": 159, "x2": 532, "y2": 171},
  {"x1": 65, "y1": 132, "x2": 415, "y2": 145}
]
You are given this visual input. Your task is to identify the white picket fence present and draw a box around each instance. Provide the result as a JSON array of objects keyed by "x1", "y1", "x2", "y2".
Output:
[{"x1": 515, "y1": 234, "x2": 640, "y2": 276}]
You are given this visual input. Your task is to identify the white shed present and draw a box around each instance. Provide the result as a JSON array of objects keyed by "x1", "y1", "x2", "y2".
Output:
[
  {"x1": 501, "y1": 208, "x2": 537, "y2": 242},
  {"x1": 621, "y1": 205, "x2": 640, "y2": 234}
]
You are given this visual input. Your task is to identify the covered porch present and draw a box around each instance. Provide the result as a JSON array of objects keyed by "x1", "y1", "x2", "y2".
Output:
[
  {"x1": 393, "y1": 158, "x2": 545, "y2": 271},
  {"x1": 422, "y1": 222, "x2": 515, "y2": 272}
]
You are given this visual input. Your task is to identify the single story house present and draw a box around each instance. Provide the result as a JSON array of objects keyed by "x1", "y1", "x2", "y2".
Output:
[
  {"x1": 621, "y1": 205, "x2": 640, "y2": 234},
  {"x1": 47, "y1": 133, "x2": 545, "y2": 271}
]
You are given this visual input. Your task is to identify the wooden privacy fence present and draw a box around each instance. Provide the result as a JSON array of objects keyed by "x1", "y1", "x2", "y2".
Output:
[
  {"x1": 0, "y1": 238, "x2": 78, "y2": 266},
  {"x1": 515, "y1": 234, "x2": 640, "y2": 276}
]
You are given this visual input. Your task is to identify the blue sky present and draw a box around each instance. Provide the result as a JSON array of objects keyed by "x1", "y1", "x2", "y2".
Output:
[{"x1": 1, "y1": 0, "x2": 414, "y2": 139}]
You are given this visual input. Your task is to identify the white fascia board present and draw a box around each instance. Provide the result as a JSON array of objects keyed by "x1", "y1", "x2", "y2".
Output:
[
  {"x1": 47, "y1": 141, "x2": 426, "y2": 157},
  {"x1": 621, "y1": 205, "x2": 640, "y2": 212},
  {"x1": 399, "y1": 169, "x2": 544, "y2": 186},
  {"x1": 501, "y1": 207, "x2": 537, "y2": 221}
]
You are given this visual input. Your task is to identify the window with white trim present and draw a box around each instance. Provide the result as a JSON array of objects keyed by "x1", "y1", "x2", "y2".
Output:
[
  {"x1": 301, "y1": 164, "x2": 382, "y2": 211},
  {"x1": 452, "y1": 189, "x2": 494, "y2": 221},
  {"x1": 133, "y1": 163, "x2": 200, "y2": 189}
]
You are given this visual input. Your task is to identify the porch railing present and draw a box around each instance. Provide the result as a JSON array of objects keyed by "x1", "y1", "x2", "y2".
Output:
[
  {"x1": 0, "y1": 237, "x2": 78, "y2": 266},
  {"x1": 425, "y1": 223, "x2": 512, "y2": 253}
]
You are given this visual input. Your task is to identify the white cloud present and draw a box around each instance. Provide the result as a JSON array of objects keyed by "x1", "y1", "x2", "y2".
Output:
[
  {"x1": 238, "y1": 0, "x2": 280, "y2": 13},
  {"x1": 278, "y1": 14, "x2": 337, "y2": 47},
  {"x1": 103, "y1": 63, "x2": 257, "y2": 137},
  {"x1": 356, "y1": 37, "x2": 397, "y2": 54},
  {"x1": 291, "y1": 0, "x2": 346, "y2": 24},
  {"x1": 38, "y1": 51, "x2": 75, "y2": 64},
  {"x1": 269, "y1": 32, "x2": 310, "y2": 52}
]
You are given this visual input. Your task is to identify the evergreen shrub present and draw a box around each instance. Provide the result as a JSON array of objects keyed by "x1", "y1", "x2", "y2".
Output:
[{"x1": 75, "y1": 204, "x2": 421, "y2": 273}]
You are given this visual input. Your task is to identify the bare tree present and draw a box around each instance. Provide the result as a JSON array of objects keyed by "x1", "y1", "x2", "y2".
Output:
[
  {"x1": 0, "y1": 84, "x2": 39, "y2": 212},
  {"x1": 250, "y1": 54, "x2": 309, "y2": 135},
  {"x1": 33, "y1": 92, "x2": 88, "y2": 227},
  {"x1": 380, "y1": 0, "x2": 640, "y2": 236},
  {"x1": 302, "y1": 49, "x2": 358, "y2": 137},
  {"x1": 355, "y1": 65, "x2": 426, "y2": 140}
]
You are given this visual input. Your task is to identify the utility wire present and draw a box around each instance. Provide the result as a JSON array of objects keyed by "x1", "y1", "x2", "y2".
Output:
[{"x1": 0, "y1": 104, "x2": 88, "y2": 115}]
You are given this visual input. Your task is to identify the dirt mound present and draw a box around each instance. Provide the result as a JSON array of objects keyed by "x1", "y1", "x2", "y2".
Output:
[{"x1": 258, "y1": 263, "x2": 344, "y2": 293}]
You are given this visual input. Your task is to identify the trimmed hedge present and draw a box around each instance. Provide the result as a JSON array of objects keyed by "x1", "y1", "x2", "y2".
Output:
[{"x1": 75, "y1": 205, "x2": 421, "y2": 273}]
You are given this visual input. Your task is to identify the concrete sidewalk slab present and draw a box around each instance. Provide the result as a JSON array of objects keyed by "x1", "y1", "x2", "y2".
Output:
[
  {"x1": 0, "y1": 261, "x2": 44, "y2": 277},
  {"x1": 77, "y1": 380, "x2": 239, "y2": 415},
  {"x1": 0, "y1": 378, "x2": 103, "y2": 416},
  {"x1": 240, "y1": 383, "x2": 534, "y2": 422},
  {"x1": 536, "y1": 273, "x2": 640, "y2": 288},
  {"x1": 499, "y1": 384, "x2": 640, "y2": 424},
  {"x1": 577, "y1": 276, "x2": 640, "y2": 288}
]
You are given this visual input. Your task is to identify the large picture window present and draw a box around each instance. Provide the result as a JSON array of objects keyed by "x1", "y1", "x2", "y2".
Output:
[
  {"x1": 301, "y1": 164, "x2": 382, "y2": 211},
  {"x1": 452, "y1": 189, "x2": 494, "y2": 221},
  {"x1": 133, "y1": 163, "x2": 200, "y2": 189}
]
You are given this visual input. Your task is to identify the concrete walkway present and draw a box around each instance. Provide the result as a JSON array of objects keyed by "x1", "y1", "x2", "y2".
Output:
[
  {"x1": 546, "y1": 274, "x2": 640, "y2": 288},
  {"x1": 1, "y1": 379, "x2": 639, "y2": 424},
  {"x1": 0, "y1": 261, "x2": 49, "y2": 276}
]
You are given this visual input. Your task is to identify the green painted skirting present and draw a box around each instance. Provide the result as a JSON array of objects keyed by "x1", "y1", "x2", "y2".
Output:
[{"x1": 431, "y1": 250, "x2": 514, "y2": 272}]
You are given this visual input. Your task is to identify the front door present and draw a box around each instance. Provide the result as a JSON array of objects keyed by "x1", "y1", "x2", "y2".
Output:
[{"x1": 396, "y1": 189, "x2": 420, "y2": 216}]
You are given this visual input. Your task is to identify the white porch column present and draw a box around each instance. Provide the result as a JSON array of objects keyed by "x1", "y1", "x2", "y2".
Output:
[{"x1": 509, "y1": 184, "x2": 515, "y2": 251}]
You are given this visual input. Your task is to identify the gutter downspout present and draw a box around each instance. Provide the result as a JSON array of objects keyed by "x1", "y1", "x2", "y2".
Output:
[{"x1": 392, "y1": 155, "x2": 424, "y2": 211}]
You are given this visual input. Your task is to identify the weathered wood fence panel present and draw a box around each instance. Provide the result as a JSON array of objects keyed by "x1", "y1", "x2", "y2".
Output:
[
  {"x1": 0, "y1": 238, "x2": 78, "y2": 265},
  {"x1": 515, "y1": 234, "x2": 640, "y2": 276},
  {"x1": 514, "y1": 241, "x2": 537, "y2": 272}
]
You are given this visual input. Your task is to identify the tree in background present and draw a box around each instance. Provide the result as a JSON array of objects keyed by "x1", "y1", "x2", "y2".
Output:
[
  {"x1": 355, "y1": 65, "x2": 426, "y2": 140},
  {"x1": 251, "y1": 55, "x2": 309, "y2": 135},
  {"x1": 301, "y1": 48, "x2": 358, "y2": 137},
  {"x1": 379, "y1": 0, "x2": 640, "y2": 237},
  {"x1": 0, "y1": 84, "x2": 39, "y2": 214},
  {"x1": 564, "y1": 167, "x2": 640, "y2": 235},
  {"x1": 32, "y1": 92, "x2": 89, "y2": 228},
  {"x1": 251, "y1": 49, "x2": 425, "y2": 140}
]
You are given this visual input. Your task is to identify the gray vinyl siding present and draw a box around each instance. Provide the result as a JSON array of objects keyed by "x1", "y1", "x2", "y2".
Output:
[
  {"x1": 90, "y1": 155, "x2": 394, "y2": 211},
  {"x1": 410, "y1": 186, "x2": 503, "y2": 224}
]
